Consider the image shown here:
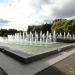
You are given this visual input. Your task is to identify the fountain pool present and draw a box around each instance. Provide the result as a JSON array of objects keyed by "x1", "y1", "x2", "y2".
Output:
[
  {"x1": 0, "y1": 41, "x2": 72, "y2": 55},
  {"x1": 0, "y1": 31, "x2": 74, "y2": 63},
  {"x1": 0, "y1": 30, "x2": 75, "y2": 55}
]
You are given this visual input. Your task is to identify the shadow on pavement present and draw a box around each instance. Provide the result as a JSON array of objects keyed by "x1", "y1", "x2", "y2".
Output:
[
  {"x1": 0, "y1": 67, "x2": 8, "y2": 75},
  {"x1": 36, "y1": 65, "x2": 67, "y2": 75}
]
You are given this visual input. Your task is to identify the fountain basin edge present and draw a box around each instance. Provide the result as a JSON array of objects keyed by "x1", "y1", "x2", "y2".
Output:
[
  {"x1": 56, "y1": 38, "x2": 75, "y2": 43},
  {"x1": 0, "y1": 45, "x2": 74, "y2": 64}
]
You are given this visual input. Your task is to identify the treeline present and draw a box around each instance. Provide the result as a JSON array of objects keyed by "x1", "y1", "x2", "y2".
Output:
[
  {"x1": 27, "y1": 23, "x2": 52, "y2": 34},
  {"x1": 27, "y1": 19, "x2": 75, "y2": 34},
  {"x1": 51, "y1": 19, "x2": 75, "y2": 34},
  {"x1": 0, "y1": 29, "x2": 19, "y2": 37},
  {"x1": 1, "y1": 19, "x2": 75, "y2": 37}
]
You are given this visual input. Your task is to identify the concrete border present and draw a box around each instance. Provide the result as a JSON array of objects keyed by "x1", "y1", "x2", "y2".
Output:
[
  {"x1": 0, "y1": 44, "x2": 75, "y2": 64},
  {"x1": 56, "y1": 39, "x2": 75, "y2": 43}
]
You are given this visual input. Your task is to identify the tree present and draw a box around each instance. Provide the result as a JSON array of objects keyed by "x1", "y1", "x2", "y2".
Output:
[
  {"x1": 0, "y1": 29, "x2": 18, "y2": 37},
  {"x1": 51, "y1": 19, "x2": 75, "y2": 34},
  {"x1": 51, "y1": 19, "x2": 67, "y2": 33},
  {"x1": 27, "y1": 23, "x2": 52, "y2": 34}
]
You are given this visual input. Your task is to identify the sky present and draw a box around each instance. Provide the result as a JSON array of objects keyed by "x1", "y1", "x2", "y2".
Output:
[{"x1": 0, "y1": 0, "x2": 75, "y2": 30}]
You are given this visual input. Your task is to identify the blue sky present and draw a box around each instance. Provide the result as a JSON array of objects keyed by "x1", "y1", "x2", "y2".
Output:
[
  {"x1": 0, "y1": 0, "x2": 13, "y2": 6},
  {"x1": 0, "y1": 0, "x2": 75, "y2": 30},
  {"x1": 0, "y1": 0, "x2": 9, "y2": 4}
]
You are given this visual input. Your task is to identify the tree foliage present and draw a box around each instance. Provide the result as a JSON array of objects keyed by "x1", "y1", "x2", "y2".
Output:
[
  {"x1": 27, "y1": 23, "x2": 52, "y2": 34},
  {"x1": 51, "y1": 19, "x2": 75, "y2": 34},
  {"x1": 0, "y1": 29, "x2": 18, "y2": 37}
]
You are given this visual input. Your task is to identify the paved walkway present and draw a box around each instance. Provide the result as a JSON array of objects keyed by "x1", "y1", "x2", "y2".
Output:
[
  {"x1": 36, "y1": 52, "x2": 75, "y2": 75},
  {"x1": 0, "y1": 47, "x2": 75, "y2": 75}
]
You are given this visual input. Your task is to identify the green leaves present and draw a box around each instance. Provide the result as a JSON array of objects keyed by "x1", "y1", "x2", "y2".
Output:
[
  {"x1": 27, "y1": 23, "x2": 52, "y2": 34},
  {"x1": 51, "y1": 19, "x2": 75, "y2": 34},
  {"x1": 0, "y1": 29, "x2": 18, "y2": 37}
]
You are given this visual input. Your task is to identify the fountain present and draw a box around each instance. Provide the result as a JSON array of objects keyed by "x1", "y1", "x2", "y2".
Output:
[
  {"x1": 53, "y1": 31, "x2": 56, "y2": 42},
  {"x1": 64, "y1": 32, "x2": 66, "y2": 39},
  {"x1": 73, "y1": 34, "x2": 75, "y2": 39},
  {"x1": 67, "y1": 32, "x2": 70, "y2": 39},
  {"x1": 0, "y1": 30, "x2": 75, "y2": 54},
  {"x1": 0, "y1": 31, "x2": 75, "y2": 63},
  {"x1": 23, "y1": 31, "x2": 25, "y2": 39},
  {"x1": 0, "y1": 30, "x2": 74, "y2": 64},
  {"x1": 49, "y1": 33, "x2": 52, "y2": 42},
  {"x1": 5, "y1": 31, "x2": 75, "y2": 44},
  {"x1": 42, "y1": 34, "x2": 45, "y2": 42},
  {"x1": 59, "y1": 32, "x2": 62, "y2": 38},
  {"x1": 1, "y1": 30, "x2": 75, "y2": 45}
]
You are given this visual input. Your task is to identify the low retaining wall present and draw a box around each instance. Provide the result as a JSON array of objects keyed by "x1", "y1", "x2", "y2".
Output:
[
  {"x1": 0, "y1": 45, "x2": 75, "y2": 64},
  {"x1": 0, "y1": 49, "x2": 26, "y2": 63},
  {"x1": 56, "y1": 38, "x2": 75, "y2": 43}
]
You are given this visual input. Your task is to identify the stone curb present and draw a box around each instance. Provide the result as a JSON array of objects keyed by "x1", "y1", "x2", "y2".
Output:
[{"x1": 0, "y1": 45, "x2": 74, "y2": 64}]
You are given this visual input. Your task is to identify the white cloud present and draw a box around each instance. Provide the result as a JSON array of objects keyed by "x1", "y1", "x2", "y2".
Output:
[{"x1": 0, "y1": 0, "x2": 75, "y2": 30}]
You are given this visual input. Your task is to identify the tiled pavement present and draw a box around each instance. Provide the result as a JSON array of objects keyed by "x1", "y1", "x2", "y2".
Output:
[{"x1": 0, "y1": 47, "x2": 75, "y2": 75}]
